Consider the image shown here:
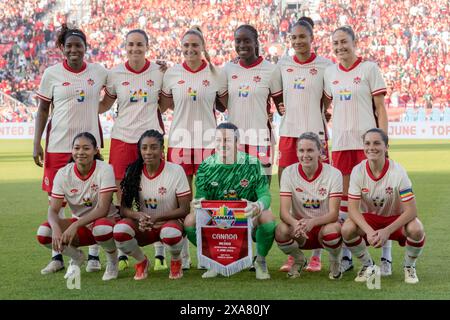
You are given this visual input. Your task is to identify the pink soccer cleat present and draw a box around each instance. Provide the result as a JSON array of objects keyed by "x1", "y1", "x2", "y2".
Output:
[
  {"x1": 134, "y1": 257, "x2": 149, "y2": 281},
  {"x1": 169, "y1": 259, "x2": 183, "y2": 280},
  {"x1": 305, "y1": 256, "x2": 322, "y2": 272},
  {"x1": 279, "y1": 255, "x2": 295, "y2": 272}
]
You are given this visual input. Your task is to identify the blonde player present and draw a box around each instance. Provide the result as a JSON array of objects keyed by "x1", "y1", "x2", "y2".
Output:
[
  {"x1": 33, "y1": 24, "x2": 107, "y2": 274},
  {"x1": 275, "y1": 132, "x2": 343, "y2": 280},
  {"x1": 160, "y1": 27, "x2": 220, "y2": 186},
  {"x1": 160, "y1": 27, "x2": 221, "y2": 270},
  {"x1": 342, "y1": 128, "x2": 425, "y2": 284},
  {"x1": 113, "y1": 130, "x2": 191, "y2": 280},
  {"x1": 218, "y1": 24, "x2": 283, "y2": 180},
  {"x1": 323, "y1": 26, "x2": 392, "y2": 274},
  {"x1": 99, "y1": 29, "x2": 167, "y2": 272},
  {"x1": 36, "y1": 132, "x2": 120, "y2": 281},
  {"x1": 277, "y1": 17, "x2": 332, "y2": 273}
]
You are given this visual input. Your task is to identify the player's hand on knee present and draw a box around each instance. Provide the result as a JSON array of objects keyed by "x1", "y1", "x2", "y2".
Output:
[
  {"x1": 243, "y1": 200, "x2": 264, "y2": 218},
  {"x1": 52, "y1": 230, "x2": 63, "y2": 252}
]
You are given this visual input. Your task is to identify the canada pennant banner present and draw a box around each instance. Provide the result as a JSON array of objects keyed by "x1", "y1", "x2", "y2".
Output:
[{"x1": 196, "y1": 200, "x2": 253, "y2": 277}]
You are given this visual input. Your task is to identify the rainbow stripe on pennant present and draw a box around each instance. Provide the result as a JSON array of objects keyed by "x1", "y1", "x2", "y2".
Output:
[
  {"x1": 233, "y1": 210, "x2": 247, "y2": 226},
  {"x1": 209, "y1": 205, "x2": 248, "y2": 228},
  {"x1": 399, "y1": 188, "x2": 414, "y2": 202}
]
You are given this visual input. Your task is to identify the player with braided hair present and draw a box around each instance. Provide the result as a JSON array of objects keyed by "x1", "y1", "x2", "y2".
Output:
[{"x1": 113, "y1": 130, "x2": 191, "y2": 280}]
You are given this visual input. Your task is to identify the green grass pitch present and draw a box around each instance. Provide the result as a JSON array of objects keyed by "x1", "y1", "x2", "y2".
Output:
[{"x1": 1, "y1": 139, "x2": 450, "y2": 299}]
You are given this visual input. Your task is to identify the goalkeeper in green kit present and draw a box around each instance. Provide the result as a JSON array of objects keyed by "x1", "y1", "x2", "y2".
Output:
[{"x1": 184, "y1": 122, "x2": 276, "y2": 280}]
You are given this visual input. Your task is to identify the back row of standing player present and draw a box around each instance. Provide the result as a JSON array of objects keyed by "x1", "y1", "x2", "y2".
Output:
[{"x1": 33, "y1": 18, "x2": 389, "y2": 274}]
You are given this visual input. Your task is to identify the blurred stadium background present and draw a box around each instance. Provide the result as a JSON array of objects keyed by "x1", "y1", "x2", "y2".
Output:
[{"x1": 0, "y1": 0, "x2": 448, "y2": 139}]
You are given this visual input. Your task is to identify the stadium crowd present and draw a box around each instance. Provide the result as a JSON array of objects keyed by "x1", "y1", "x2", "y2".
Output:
[{"x1": 0, "y1": 0, "x2": 448, "y2": 123}]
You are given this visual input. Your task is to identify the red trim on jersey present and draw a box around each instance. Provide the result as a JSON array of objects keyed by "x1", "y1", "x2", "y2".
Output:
[
  {"x1": 293, "y1": 53, "x2": 317, "y2": 65},
  {"x1": 176, "y1": 190, "x2": 192, "y2": 198},
  {"x1": 74, "y1": 160, "x2": 97, "y2": 181},
  {"x1": 371, "y1": 88, "x2": 387, "y2": 96},
  {"x1": 402, "y1": 196, "x2": 415, "y2": 203},
  {"x1": 270, "y1": 90, "x2": 283, "y2": 97},
  {"x1": 125, "y1": 59, "x2": 150, "y2": 74},
  {"x1": 104, "y1": 87, "x2": 117, "y2": 99},
  {"x1": 182, "y1": 60, "x2": 208, "y2": 73},
  {"x1": 338, "y1": 57, "x2": 362, "y2": 72},
  {"x1": 366, "y1": 159, "x2": 389, "y2": 182},
  {"x1": 143, "y1": 160, "x2": 165, "y2": 180},
  {"x1": 161, "y1": 90, "x2": 173, "y2": 98},
  {"x1": 348, "y1": 194, "x2": 361, "y2": 200},
  {"x1": 51, "y1": 193, "x2": 65, "y2": 199},
  {"x1": 329, "y1": 192, "x2": 343, "y2": 198},
  {"x1": 218, "y1": 90, "x2": 228, "y2": 98},
  {"x1": 36, "y1": 92, "x2": 52, "y2": 102},
  {"x1": 280, "y1": 192, "x2": 292, "y2": 197},
  {"x1": 239, "y1": 56, "x2": 264, "y2": 69},
  {"x1": 100, "y1": 187, "x2": 118, "y2": 193},
  {"x1": 323, "y1": 91, "x2": 332, "y2": 100},
  {"x1": 63, "y1": 60, "x2": 87, "y2": 73},
  {"x1": 298, "y1": 162, "x2": 323, "y2": 183}
]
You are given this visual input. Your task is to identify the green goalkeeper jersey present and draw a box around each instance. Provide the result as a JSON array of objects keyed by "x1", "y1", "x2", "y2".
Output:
[{"x1": 195, "y1": 151, "x2": 271, "y2": 210}]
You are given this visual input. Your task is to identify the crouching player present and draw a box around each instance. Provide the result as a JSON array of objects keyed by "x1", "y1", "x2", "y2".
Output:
[
  {"x1": 113, "y1": 130, "x2": 191, "y2": 280},
  {"x1": 184, "y1": 122, "x2": 276, "y2": 280},
  {"x1": 275, "y1": 132, "x2": 343, "y2": 279},
  {"x1": 36, "y1": 132, "x2": 120, "y2": 281},
  {"x1": 342, "y1": 128, "x2": 425, "y2": 284}
]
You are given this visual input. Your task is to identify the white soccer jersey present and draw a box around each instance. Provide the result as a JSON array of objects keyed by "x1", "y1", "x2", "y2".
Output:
[
  {"x1": 105, "y1": 60, "x2": 164, "y2": 143},
  {"x1": 51, "y1": 160, "x2": 118, "y2": 218},
  {"x1": 280, "y1": 162, "x2": 343, "y2": 219},
  {"x1": 139, "y1": 161, "x2": 191, "y2": 218},
  {"x1": 278, "y1": 54, "x2": 332, "y2": 138},
  {"x1": 348, "y1": 159, "x2": 415, "y2": 217},
  {"x1": 37, "y1": 61, "x2": 107, "y2": 153},
  {"x1": 323, "y1": 58, "x2": 387, "y2": 151},
  {"x1": 218, "y1": 57, "x2": 283, "y2": 146},
  {"x1": 161, "y1": 61, "x2": 219, "y2": 149}
]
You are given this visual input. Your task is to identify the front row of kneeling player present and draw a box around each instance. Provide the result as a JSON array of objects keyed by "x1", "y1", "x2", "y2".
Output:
[{"x1": 36, "y1": 124, "x2": 425, "y2": 284}]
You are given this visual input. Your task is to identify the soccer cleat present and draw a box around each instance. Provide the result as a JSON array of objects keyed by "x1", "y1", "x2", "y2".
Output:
[
  {"x1": 279, "y1": 255, "x2": 294, "y2": 272},
  {"x1": 201, "y1": 269, "x2": 218, "y2": 279},
  {"x1": 41, "y1": 259, "x2": 64, "y2": 275},
  {"x1": 169, "y1": 259, "x2": 183, "y2": 280},
  {"x1": 249, "y1": 255, "x2": 257, "y2": 272},
  {"x1": 341, "y1": 256, "x2": 354, "y2": 273},
  {"x1": 154, "y1": 256, "x2": 168, "y2": 271},
  {"x1": 86, "y1": 255, "x2": 102, "y2": 272},
  {"x1": 328, "y1": 261, "x2": 343, "y2": 280},
  {"x1": 287, "y1": 257, "x2": 307, "y2": 279},
  {"x1": 305, "y1": 255, "x2": 322, "y2": 272},
  {"x1": 118, "y1": 255, "x2": 129, "y2": 271},
  {"x1": 102, "y1": 261, "x2": 119, "y2": 281},
  {"x1": 380, "y1": 258, "x2": 392, "y2": 276},
  {"x1": 134, "y1": 257, "x2": 149, "y2": 281},
  {"x1": 354, "y1": 264, "x2": 376, "y2": 282},
  {"x1": 64, "y1": 251, "x2": 86, "y2": 279},
  {"x1": 255, "y1": 259, "x2": 271, "y2": 280},
  {"x1": 181, "y1": 257, "x2": 191, "y2": 271},
  {"x1": 404, "y1": 266, "x2": 419, "y2": 284}
]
